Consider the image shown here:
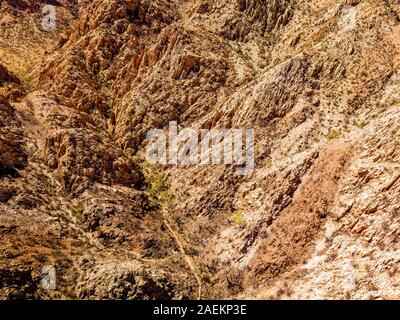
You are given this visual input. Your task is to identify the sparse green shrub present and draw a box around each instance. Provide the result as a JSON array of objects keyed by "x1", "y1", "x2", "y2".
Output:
[
  {"x1": 125, "y1": 147, "x2": 133, "y2": 156},
  {"x1": 327, "y1": 128, "x2": 341, "y2": 139},
  {"x1": 230, "y1": 211, "x2": 246, "y2": 227},
  {"x1": 352, "y1": 119, "x2": 367, "y2": 128}
]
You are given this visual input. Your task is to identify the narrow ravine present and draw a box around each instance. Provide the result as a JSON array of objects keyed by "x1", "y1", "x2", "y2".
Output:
[{"x1": 162, "y1": 206, "x2": 203, "y2": 300}]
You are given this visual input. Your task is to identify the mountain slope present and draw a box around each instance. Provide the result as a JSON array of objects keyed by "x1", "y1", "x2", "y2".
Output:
[{"x1": 0, "y1": 0, "x2": 399, "y2": 299}]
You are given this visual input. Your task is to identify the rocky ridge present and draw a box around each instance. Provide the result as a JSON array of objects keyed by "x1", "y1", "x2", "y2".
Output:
[{"x1": 0, "y1": 0, "x2": 399, "y2": 299}]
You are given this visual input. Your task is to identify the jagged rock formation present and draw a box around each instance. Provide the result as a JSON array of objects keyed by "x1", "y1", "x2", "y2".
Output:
[
  {"x1": 0, "y1": 63, "x2": 25, "y2": 101},
  {"x1": 0, "y1": 0, "x2": 399, "y2": 300}
]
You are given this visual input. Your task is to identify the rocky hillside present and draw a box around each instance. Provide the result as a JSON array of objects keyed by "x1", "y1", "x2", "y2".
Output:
[{"x1": 0, "y1": 0, "x2": 399, "y2": 299}]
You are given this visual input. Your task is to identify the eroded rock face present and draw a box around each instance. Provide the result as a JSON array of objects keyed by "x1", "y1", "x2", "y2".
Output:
[
  {"x1": 0, "y1": 96, "x2": 27, "y2": 176},
  {"x1": 0, "y1": 64, "x2": 25, "y2": 101},
  {"x1": 76, "y1": 259, "x2": 194, "y2": 300},
  {"x1": 25, "y1": 94, "x2": 143, "y2": 194},
  {"x1": 223, "y1": 0, "x2": 294, "y2": 40},
  {"x1": 1, "y1": 0, "x2": 400, "y2": 300},
  {"x1": 39, "y1": 0, "x2": 180, "y2": 114}
]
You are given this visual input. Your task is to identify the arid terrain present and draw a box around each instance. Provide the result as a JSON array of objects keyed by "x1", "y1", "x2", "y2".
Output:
[{"x1": 0, "y1": 0, "x2": 399, "y2": 300}]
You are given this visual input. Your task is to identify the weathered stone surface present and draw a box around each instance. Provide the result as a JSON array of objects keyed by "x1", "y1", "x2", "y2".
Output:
[{"x1": 1, "y1": 0, "x2": 400, "y2": 300}]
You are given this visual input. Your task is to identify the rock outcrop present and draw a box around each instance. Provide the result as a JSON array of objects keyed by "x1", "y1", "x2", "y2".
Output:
[{"x1": 1, "y1": 0, "x2": 399, "y2": 300}]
